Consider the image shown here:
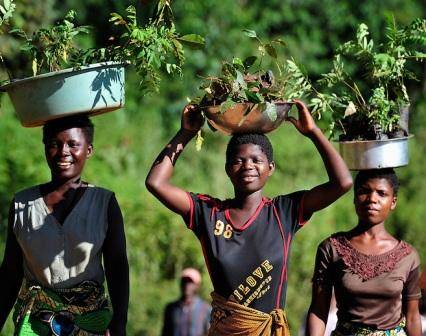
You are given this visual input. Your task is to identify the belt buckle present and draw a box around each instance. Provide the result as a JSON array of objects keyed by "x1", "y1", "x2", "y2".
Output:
[{"x1": 49, "y1": 311, "x2": 76, "y2": 336}]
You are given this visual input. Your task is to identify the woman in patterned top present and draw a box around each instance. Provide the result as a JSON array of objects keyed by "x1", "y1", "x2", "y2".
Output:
[
  {"x1": 307, "y1": 169, "x2": 422, "y2": 336},
  {"x1": 146, "y1": 100, "x2": 352, "y2": 335}
]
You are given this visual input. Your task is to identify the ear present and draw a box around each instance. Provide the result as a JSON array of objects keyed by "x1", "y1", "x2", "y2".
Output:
[
  {"x1": 390, "y1": 195, "x2": 397, "y2": 211},
  {"x1": 86, "y1": 144, "x2": 94, "y2": 158},
  {"x1": 268, "y1": 161, "x2": 275, "y2": 176}
]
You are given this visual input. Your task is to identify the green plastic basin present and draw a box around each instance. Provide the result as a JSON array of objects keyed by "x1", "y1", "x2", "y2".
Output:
[{"x1": 0, "y1": 62, "x2": 125, "y2": 127}]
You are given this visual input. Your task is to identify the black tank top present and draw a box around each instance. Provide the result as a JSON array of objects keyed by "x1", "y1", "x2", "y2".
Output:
[{"x1": 185, "y1": 191, "x2": 306, "y2": 313}]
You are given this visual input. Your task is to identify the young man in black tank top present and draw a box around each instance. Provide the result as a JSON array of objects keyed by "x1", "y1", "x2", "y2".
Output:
[{"x1": 146, "y1": 100, "x2": 352, "y2": 335}]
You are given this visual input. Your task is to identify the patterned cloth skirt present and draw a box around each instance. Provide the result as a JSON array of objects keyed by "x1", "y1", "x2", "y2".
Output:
[
  {"x1": 331, "y1": 319, "x2": 406, "y2": 336},
  {"x1": 13, "y1": 280, "x2": 112, "y2": 336}
]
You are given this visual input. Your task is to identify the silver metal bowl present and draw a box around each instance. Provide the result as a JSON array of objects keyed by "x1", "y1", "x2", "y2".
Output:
[
  {"x1": 338, "y1": 136, "x2": 413, "y2": 170},
  {"x1": 202, "y1": 102, "x2": 292, "y2": 135}
]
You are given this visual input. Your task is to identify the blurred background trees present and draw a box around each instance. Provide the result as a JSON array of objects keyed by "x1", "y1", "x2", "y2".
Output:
[{"x1": 1, "y1": 0, "x2": 425, "y2": 334}]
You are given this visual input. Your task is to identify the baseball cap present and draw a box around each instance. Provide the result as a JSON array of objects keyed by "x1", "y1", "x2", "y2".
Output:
[{"x1": 181, "y1": 268, "x2": 201, "y2": 285}]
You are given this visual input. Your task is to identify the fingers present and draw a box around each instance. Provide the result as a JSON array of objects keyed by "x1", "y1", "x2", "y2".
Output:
[
  {"x1": 287, "y1": 116, "x2": 298, "y2": 127},
  {"x1": 181, "y1": 104, "x2": 204, "y2": 132},
  {"x1": 292, "y1": 99, "x2": 310, "y2": 113},
  {"x1": 183, "y1": 104, "x2": 200, "y2": 113}
]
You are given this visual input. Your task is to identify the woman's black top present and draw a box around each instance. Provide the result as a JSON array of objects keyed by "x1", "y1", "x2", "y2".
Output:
[{"x1": 185, "y1": 191, "x2": 306, "y2": 313}]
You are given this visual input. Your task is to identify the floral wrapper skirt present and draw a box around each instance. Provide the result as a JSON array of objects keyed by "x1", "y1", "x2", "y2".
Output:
[{"x1": 331, "y1": 319, "x2": 406, "y2": 336}]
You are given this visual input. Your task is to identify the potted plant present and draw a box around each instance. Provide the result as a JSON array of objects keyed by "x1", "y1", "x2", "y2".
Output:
[
  {"x1": 298, "y1": 18, "x2": 426, "y2": 169},
  {"x1": 191, "y1": 30, "x2": 310, "y2": 136},
  {"x1": 0, "y1": 1, "x2": 204, "y2": 127}
]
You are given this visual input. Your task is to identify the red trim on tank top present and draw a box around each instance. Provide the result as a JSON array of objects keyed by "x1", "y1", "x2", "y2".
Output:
[
  {"x1": 298, "y1": 193, "x2": 309, "y2": 226},
  {"x1": 185, "y1": 192, "x2": 195, "y2": 230},
  {"x1": 224, "y1": 197, "x2": 266, "y2": 231},
  {"x1": 273, "y1": 204, "x2": 292, "y2": 309},
  {"x1": 200, "y1": 235, "x2": 213, "y2": 283}
]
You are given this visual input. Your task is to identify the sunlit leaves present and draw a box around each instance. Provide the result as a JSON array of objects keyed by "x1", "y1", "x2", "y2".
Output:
[
  {"x1": 7, "y1": 2, "x2": 204, "y2": 94},
  {"x1": 309, "y1": 19, "x2": 426, "y2": 140},
  {"x1": 12, "y1": 10, "x2": 91, "y2": 74},
  {"x1": 177, "y1": 34, "x2": 205, "y2": 49},
  {"x1": 106, "y1": 5, "x2": 204, "y2": 93},
  {"x1": 194, "y1": 31, "x2": 303, "y2": 116},
  {"x1": 0, "y1": 0, "x2": 15, "y2": 29},
  {"x1": 242, "y1": 29, "x2": 257, "y2": 38}
]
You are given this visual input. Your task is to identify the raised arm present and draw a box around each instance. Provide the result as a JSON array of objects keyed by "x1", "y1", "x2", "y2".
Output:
[
  {"x1": 103, "y1": 194, "x2": 129, "y2": 336},
  {"x1": 0, "y1": 200, "x2": 23, "y2": 329},
  {"x1": 145, "y1": 105, "x2": 204, "y2": 217},
  {"x1": 288, "y1": 100, "x2": 352, "y2": 221}
]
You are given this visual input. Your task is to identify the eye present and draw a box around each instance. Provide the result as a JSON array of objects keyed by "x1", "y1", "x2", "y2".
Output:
[
  {"x1": 46, "y1": 141, "x2": 58, "y2": 149},
  {"x1": 231, "y1": 158, "x2": 243, "y2": 165},
  {"x1": 377, "y1": 190, "x2": 387, "y2": 197},
  {"x1": 356, "y1": 187, "x2": 369, "y2": 196},
  {"x1": 68, "y1": 141, "x2": 80, "y2": 148}
]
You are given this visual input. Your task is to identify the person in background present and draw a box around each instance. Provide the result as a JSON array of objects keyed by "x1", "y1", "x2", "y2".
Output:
[{"x1": 162, "y1": 268, "x2": 211, "y2": 336}]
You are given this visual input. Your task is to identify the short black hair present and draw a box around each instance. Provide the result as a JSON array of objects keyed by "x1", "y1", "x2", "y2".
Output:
[
  {"x1": 226, "y1": 133, "x2": 273, "y2": 163},
  {"x1": 354, "y1": 169, "x2": 399, "y2": 195},
  {"x1": 43, "y1": 115, "x2": 94, "y2": 145}
]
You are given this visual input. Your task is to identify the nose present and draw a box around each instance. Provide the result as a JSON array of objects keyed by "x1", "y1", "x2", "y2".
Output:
[
  {"x1": 242, "y1": 159, "x2": 254, "y2": 169},
  {"x1": 58, "y1": 144, "x2": 71, "y2": 156},
  {"x1": 367, "y1": 192, "x2": 378, "y2": 203}
]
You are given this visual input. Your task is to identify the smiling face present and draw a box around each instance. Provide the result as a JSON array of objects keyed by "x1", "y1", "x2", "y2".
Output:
[
  {"x1": 354, "y1": 177, "x2": 397, "y2": 226},
  {"x1": 44, "y1": 127, "x2": 93, "y2": 183},
  {"x1": 226, "y1": 143, "x2": 275, "y2": 196}
]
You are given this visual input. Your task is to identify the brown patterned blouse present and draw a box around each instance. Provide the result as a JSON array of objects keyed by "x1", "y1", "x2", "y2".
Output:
[{"x1": 312, "y1": 233, "x2": 421, "y2": 330}]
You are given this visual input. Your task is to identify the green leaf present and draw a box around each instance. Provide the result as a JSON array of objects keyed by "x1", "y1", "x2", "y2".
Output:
[
  {"x1": 222, "y1": 63, "x2": 236, "y2": 77},
  {"x1": 235, "y1": 70, "x2": 247, "y2": 90},
  {"x1": 32, "y1": 58, "x2": 38, "y2": 76},
  {"x1": 265, "y1": 43, "x2": 277, "y2": 59},
  {"x1": 243, "y1": 29, "x2": 257, "y2": 38},
  {"x1": 245, "y1": 90, "x2": 263, "y2": 104},
  {"x1": 220, "y1": 99, "x2": 236, "y2": 114},
  {"x1": 273, "y1": 38, "x2": 286, "y2": 46},
  {"x1": 195, "y1": 130, "x2": 204, "y2": 151},
  {"x1": 177, "y1": 34, "x2": 205, "y2": 49},
  {"x1": 243, "y1": 56, "x2": 257, "y2": 68},
  {"x1": 166, "y1": 63, "x2": 172, "y2": 74},
  {"x1": 232, "y1": 57, "x2": 244, "y2": 72}
]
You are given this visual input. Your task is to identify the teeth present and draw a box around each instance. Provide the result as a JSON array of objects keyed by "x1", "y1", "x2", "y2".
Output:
[{"x1": 57, "y1": 162, "x2": 72, "y2": 167}]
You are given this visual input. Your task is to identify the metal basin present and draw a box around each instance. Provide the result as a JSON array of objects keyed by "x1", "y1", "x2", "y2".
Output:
[
  {"x1": 338, "y1": 136, "x2": 413, "y2": 170},
  {"x1": 0, "y1": 62, "x2": 125, "y2": 127},
  {"x1": 202, "y1": 102, "x2": 292, "y2": 135}
]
